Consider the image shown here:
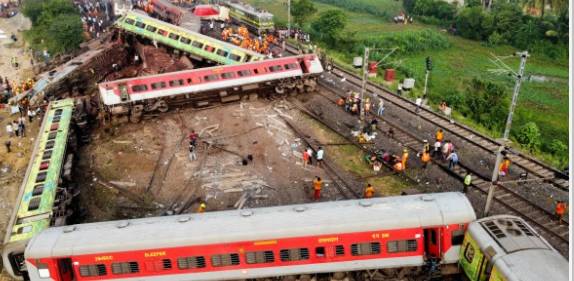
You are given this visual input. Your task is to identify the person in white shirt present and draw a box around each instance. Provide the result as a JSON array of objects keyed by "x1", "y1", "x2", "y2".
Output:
[
  {"x1": 5, "y1": 123, "x2": 13, "y2": 137},
  {"x1": 316, "y1": 147, "x2": 324, "y2": 168}
]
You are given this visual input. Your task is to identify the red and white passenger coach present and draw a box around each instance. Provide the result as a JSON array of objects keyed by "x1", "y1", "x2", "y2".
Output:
[
  {"x1": 98, "y1": 54, "x2": 323, "y2": 113},
  {"x1": 25, "y1": 193, "x2": 475, "y2": 281}
]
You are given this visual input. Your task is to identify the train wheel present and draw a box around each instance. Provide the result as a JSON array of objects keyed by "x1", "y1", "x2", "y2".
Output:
[
  {"x1": 156, "y1": 100, "x2": 169, "y2": 113},
  {"x1": 275, "y1": 86, "x2": 285, "y2": 94}
]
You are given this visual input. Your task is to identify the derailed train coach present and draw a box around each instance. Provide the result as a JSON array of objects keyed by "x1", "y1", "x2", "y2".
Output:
[{"x1": 98, "y1": 54, "x2": 323, "y2": 120}]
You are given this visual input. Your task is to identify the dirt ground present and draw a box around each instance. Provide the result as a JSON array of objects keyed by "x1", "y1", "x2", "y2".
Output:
[
  {"x1": 75, "y1": 100, "x2": 340, "y2": 222},
  {"x1": 0, "y1": 13, "x2": 33, "y2": 83}
]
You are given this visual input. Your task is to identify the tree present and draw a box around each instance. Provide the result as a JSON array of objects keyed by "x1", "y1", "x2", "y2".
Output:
[
  {"x1": 22, "y1": 0, "x2": 84, "y2": 55},
  {"x1": 515, "y1": 122, "x2": 541, "y2": 152},
  {"x1": 291, "y1": 0, "x2": 317, "y2": 28},
  {"x1": 21, "y1": 0, "x2": 44, "y2": 25},
  {"x1": 311, "y1": 10, "x2": 347, "y2": 46}
]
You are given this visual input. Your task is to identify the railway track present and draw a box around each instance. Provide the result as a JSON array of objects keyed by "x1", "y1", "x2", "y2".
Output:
[
  {"x1": 315, "y1": 81, "x2": 569, "y2": 253},
  {"x1": 284, "y1": 44, "x2": 568, "y2": 192}
]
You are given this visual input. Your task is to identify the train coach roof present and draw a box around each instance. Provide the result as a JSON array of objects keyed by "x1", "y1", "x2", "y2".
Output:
[
  {"x1": 468, "y1": 215, "x2": 568, "y2": 281},
  {"x1": 121, "y1": 10, "x2": 263, "y2": 58},
  {"x1": 26, "y1": 192, "x2": 475, "y2": 258}
]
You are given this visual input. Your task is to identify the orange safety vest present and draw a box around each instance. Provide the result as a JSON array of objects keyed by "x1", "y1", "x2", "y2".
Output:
[
  {"x1": 313, "y1": 180, "x2": 322, "y2": 191},
  {"x1": 436, "y1": 131, "x2": 443, "y2": 142},
  {"x1": 556, "y1": 203, "x2": 566, "y2": 215},
  {"x1": 364, "y1": 186, "x2": 375, "y2": 198},
  {"x1": 421, "y1": 152, "x2": 431, "y2": 163},
  {"x1": 393, "y1": 162, "x2": 404, "y2": 172}
]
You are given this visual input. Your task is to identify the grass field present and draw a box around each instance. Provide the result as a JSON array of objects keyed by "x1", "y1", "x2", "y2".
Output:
[{"x1": 246, "y1": 0, "x2": 569, "y2": 168}]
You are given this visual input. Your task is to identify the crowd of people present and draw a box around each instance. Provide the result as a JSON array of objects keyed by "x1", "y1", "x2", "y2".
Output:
[{"x1": 74, "y1": 0, "x2": 114, "y2": 39}]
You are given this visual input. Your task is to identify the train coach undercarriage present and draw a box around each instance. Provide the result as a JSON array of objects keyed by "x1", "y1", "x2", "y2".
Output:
[{"x1": 104, "y1": 76, "x2": 318, "y2": 123}]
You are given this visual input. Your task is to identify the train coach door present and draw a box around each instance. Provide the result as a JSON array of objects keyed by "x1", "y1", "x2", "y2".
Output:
[
  {"x1": 57, "y1": 258, "x2": 75, "y2": 281},
  {"x1": 424, "y1": 228, "x2": 441, "y2": 259}
]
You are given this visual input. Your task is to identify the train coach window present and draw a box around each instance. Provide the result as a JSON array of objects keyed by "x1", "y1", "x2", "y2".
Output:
[
  {"x1": 42, "y1": 150, "x2": 52, "y2": 160},
  {"x1": 451, "y1": 229, "x2": 465, "y2": 245},
  {"x1": 158, "y1": 29, "x2": 168, "y2": 37},
  {"x1": 161, "y1": 259, "x2": 172, "y2": 270},
  {"x1": 125, "y1": 18, "x2": 135, "y2": 25},
  {"x1": 180, "y1": 37, "x2": 192, "y2": 44},
  {"x1": 28, "y1": 196, "x2": 41, "y2": 211},
  {"x1": 168, "y1": 33, "x2": 180, "y2": 40},
  {"x1": 351, "y1": 242, "x2": 381, "y2": 256},
  {"x1": 192, "y1": 41, "x2": 204, "y2": 49},
  {"x1": 279, "y1": 248, "x2": 309, "y2": 262},
  {"x1": 216, "y1": 49, "x2": 229, "y2": 57},
  {"x1": 32, "y1": 184, "x2": 44, "y2": 196},
  {"x1": 285, "y1": 63, "x2": 299, "y2": 70},
  {"x1": 211, "y1": 253, "x2": 240, "y2": 267},
  {"x1": 387, "y1": 239, "x2": 417, "y2": 253},
  {"x1": 463, "y1": 243, "x2": 475, "y2": 263},
  {"x1": 132, "y1": 84, "x2": 148, "y2": 93},
  {"x1": 237, "y1": 70, "x2": 252, "y2": 77},
  {"x1": 229, "y1": 53, "x2": 242, "y2": 62},
  {"x1": 177, "y1": 256, "x2": 206, "y2": 269},
  {"x1": 111, "y1": 261, "x2": 139, "y2": 275},
  {"x1": 151, "y1": 82, "x2": 167, "y2": 90},
  {"x1": 315, "y1": 247, "x2": 325, "y2": 257},
  {"x1": 204, "y1": 74, "x2": 219, "y2": 82},
  {"x1": 169, "y1": 79, "x2": 184, "y2": 87},
  {"x1": 134, "y1": 22, "x2": 146, "y2": 29},
  {"x1": 146, "y1": 25, "x2": 157, "y2": 33},
  {"x1": 221, "y1": 72, "x2": 235, "y2": 79},
  {"x1": 204, "y1": 45, "x2": 215, "y2": 53},
  {"x1": 335, "y1": 245, "x2": 345, "y2": 256},
  {"x1": 36, "y1": 171, "x2": 47, "y2": 183},
  {"x1": 269, "y1": 65, "x2": 283, "y2": 72},
  {"x1": 245, "y1": 251, "x2": 274, "y2": 264},
  {"x1": 79, "y1": 264, "x2": 107, "y2": 277}
]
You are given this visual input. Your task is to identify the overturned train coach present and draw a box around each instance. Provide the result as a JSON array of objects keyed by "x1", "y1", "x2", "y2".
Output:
[
  {"x1": 24, "y1": 193, "x2": 475, "y2": 281},
  {"x1": 98, "y1": 54, "x2": 323, "y2": 119}
]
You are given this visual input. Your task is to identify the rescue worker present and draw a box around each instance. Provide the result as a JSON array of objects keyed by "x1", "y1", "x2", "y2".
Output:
[
  {"x1": 447, "y1": 150, "x2": 459, "y2": 170},
  {"x1": 436, "y1": 129, "x2": 444, "y2": 142},
  {"x1": 302, "y1": 149, "x2": 309, "y2": 169},
  {"x1": 555, "y1": 201, "x2": 566, "y2": 223},
  {"x1": 197, "y1": 202, "x2": 206, "y2": 213},
  {"x1": 393, "y1": 159, "x2": 404, "y2": 173},
  {"x1": 499, "y1": 157, "x2": 511, "y2": 177},
  {"x1": 313, "y1": 176, "x2": 322, "y2": 201},
  {"x1": 420, "y1": 150, "x2": 431, "y2": 168},
  {"x1": 463, "y1": 173, "x2": 472, "y2": 193},
  {"x1": 422, "y1": 139, "x2": 430, "y2": 153},
  {"x1": 364, "y1": 184, "x2": 375, "y2": 198},
  {"x1": 401, "y1": 148, "x2": 409, "y2": 169}
]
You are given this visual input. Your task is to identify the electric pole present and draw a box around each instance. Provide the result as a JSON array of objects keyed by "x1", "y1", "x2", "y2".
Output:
[
  {"x1": 483, "y1": 51, "x2": 529, "y2": 216},
  {"x1": 287, "y1": 0, "x2": 291, "y2": 36},
  {"x1": 423, "y1": 56, "x2": 432, "y2": 98},
  {"x1": 360, "y1": 47, "x2": 370, "y2": 121}
]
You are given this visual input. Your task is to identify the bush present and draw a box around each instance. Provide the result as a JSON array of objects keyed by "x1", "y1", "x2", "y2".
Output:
[
  {"x1": 311, "y1": 10, "x2": 348, "y2": 47},
  {"x1": 315, "y1": 0, "x2": 401, "y2": 20},
  {"x1": 487, "y1": 31, "x2": 505, "y2": 46},
  {"x1": 548, "y1": 139, "x2": 567, "y2": 155},
  {"x1": 515, "y1": 122, "x2": 541, "y2": 152},
  {"x1": 362, "y1": 29, "x2": 451, "y2": 57},
  {"x1": 463, "y1": 78, "x2": 509, "y2": 131}
]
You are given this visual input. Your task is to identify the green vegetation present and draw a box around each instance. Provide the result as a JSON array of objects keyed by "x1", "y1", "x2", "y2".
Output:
[
  {"x1": 245, "y1": 0, "x2": 568, "y2": 168},
  {"x1": 313, "y1": 0, "x2": 403, "y2": 20},
  {"x1": 291, "y1": 0, "x2": 317, "y2": 28},
  {"x1": 310, "y1": 10, "x2": 347, "y2": 46},
  {"x1": 22, "y1": 0, "x2": 84, "y2": 55}
]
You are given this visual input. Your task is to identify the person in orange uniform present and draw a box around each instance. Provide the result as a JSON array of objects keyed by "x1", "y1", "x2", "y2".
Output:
[
  {"x1": 499, "y1": 157, "x2": 511, "y2": 177},
  {"x1": 420, "y1": 150, "x2": 431, "y2": 168},
  {"x1": 364, "y1": 184, "x2": 375, "y2": 198},
  {"x1": 393, "y1": 157, "x2": 404, "y2": 173},
  {"x1": 197, "y1": 202, "x2": 206, "y2": 213},
  {"x1": 401, "y1": 149, "x2": 409, "y2": 169},
  {"x1": 436, "y1": 129, "x2": 444, "y2": 142},
  {"x1": 313, "y1": 176, "x2": 322, "y2": 201},
  {"x1": 555, "y1": 201, "x2": 567, "y2": 223}
]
